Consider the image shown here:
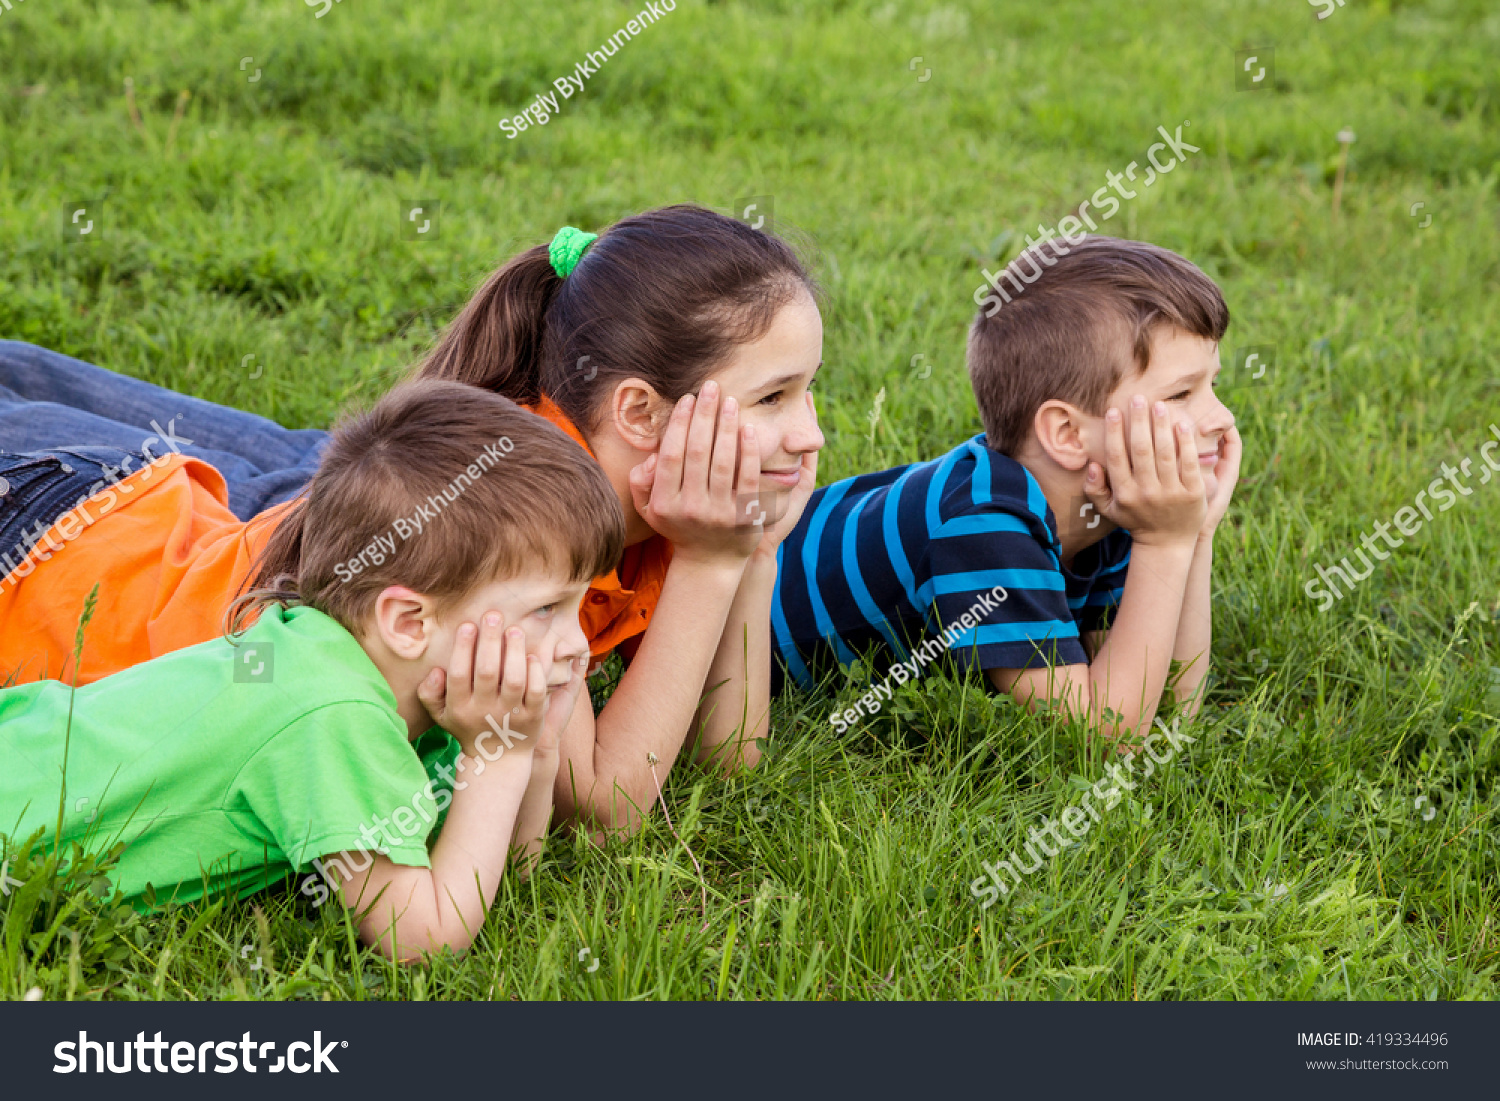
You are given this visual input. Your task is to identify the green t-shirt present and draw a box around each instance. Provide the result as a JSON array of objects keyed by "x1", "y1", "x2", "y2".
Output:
[{"x1": 0, "y1": 605, "x2": 459, "y2": 907}]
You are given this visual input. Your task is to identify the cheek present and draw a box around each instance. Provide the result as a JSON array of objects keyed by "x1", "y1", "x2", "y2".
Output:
[
  {"x1": 739, "y1": 408, "x2": 781, "y2": 459},
  {"x1": 524, "y1": 621, "x2": 557, "y2": 655},
  {"x1": 424, "y1": 631, "x2": 456, "y2": 672}
]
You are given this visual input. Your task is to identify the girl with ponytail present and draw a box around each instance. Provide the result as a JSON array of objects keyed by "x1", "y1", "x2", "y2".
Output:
[
  {"x1": 418, "y1": 205, "x2": 825, "y2": 835},
  {"x1": 0, "y1": 204, "x2": 825, "y2": 838}
]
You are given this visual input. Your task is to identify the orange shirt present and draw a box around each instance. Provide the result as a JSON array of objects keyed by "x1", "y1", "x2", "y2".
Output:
[{"x1": 0, "y1": 397, "x2": 670, "y2": 686}]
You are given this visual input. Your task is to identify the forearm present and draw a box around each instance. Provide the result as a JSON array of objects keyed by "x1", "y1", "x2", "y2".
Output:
[
  {"x1": 1088, "y1": 541, "x2": 1195, "y2": 740},
  {"x1": 1166, "y1": 534, "x2": 1214, "y2": 717},
  {"x1": 351, "y1": 752, "x2": 532, "y2": 961},
  {"x1": 509, "y1": 751, "x2": 560, "y2": 877},
  {"x1": 565, "y1": 554, "x2": 746, "y2": 833},
  {"x1": 692, "y1": 549, "x2": 775, "y2": 771}
]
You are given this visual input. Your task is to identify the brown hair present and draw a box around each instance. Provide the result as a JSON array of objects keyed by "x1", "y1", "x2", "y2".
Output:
[
  {"x1": 228, "y1": 379, "x2": 624, "y2": 637},
  {"x1": 416, "y1": 203, "x2": 817, "y2": 436},
  {"x1": 967, "y1": 235, "x2": 1229, "y2": 455}
]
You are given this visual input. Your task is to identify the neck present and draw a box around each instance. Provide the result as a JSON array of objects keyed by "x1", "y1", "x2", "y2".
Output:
[
  {"x1": 1011, "y1": 443, "x2": 1117, "y2": 569},
  {"x1": 360, "y1": 640, "x2": 435, "y2": 741}
]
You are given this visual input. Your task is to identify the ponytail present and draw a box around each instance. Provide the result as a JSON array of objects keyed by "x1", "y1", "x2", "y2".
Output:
[{"x1": 416, "y1": 245, "x2": 560, "y2": 404}]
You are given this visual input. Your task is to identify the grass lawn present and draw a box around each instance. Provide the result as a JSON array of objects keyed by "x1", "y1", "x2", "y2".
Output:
[{"x1": 2, "y1": 0, "x2": 1498, "y2": 999}]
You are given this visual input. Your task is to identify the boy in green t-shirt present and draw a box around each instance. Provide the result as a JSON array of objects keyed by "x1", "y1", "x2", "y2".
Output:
[{"x1": 0, "y1": 379, "x2": 625, "y2": 962}]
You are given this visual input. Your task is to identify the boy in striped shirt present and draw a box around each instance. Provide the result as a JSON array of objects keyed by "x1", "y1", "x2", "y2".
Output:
[{"x1": 773, "y1": 236, "x2": 1242, "y2": 742}]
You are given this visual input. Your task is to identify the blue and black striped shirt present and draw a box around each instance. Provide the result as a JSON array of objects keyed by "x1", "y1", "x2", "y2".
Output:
[{"x1": 772, "y1": 434, "x2": 1131, "y2": 689}]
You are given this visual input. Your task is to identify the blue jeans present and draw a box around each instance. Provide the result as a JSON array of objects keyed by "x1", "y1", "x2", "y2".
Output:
[
  {"x1": 0, "y1": 446, "x2": 155, "y2": 580},
  {"x1": 0, "y1": 341, "x2": 329, "y2": 520}
]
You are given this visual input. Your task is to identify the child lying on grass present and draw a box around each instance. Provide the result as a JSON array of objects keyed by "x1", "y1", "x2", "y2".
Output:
[
  {"x1": 773, "y1": 235, "x2": 1242, "y2": 743},
  {"x1": 0, "y1": 379, "x2": 623, "y2": 961}
]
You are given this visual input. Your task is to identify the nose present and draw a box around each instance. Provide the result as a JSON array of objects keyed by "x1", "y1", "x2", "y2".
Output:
[
  {"x1": 786, "y1": 391, "x2": 826, "y2": 454},
  {"x1": 552, "y1": 617, "x2": 588, "y2": 665},
  {"x1": 1201, "y1": 392, "x2": 1235, "y2": 437}
]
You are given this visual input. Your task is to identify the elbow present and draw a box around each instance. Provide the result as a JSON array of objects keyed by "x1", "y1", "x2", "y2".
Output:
[
  {"x1": 704, "y1": 735, "x2": 761, "y2": 774},
  {"x1": 362, "y1": 922, "x2": 476, "y2": 965},
  {"x1": 357, "y1": 894, "x2": 474, "y2": 963},
  {"x1": 568, "y1": 782, "x2": 658, "y2": 842}
]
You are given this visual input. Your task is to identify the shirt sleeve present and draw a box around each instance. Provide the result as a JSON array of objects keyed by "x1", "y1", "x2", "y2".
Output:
[
  {"x1": 1078, "y1": 531, "x2": 1131, "y2": 634},
  {"x1": 232, "y1": 701, "x2": 440, "y2": 870},
  {"x1": 918, "y1": 506, "x2": 1089, "y2": 673}
]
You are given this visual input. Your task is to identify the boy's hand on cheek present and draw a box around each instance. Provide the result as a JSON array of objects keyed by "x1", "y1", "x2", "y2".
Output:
[
  {"x1": 1084, "y1": 396, "x2": 1206, "y2": 549},
  {"x1": 535, "y1": 653, "x2": 589, "y2": 757},
  {"x1": 416, "y1": 612, "x2": 547, "y2": 762},
  {"x1": 1201, "y1": 425, "x2": 1242, "y2": 536}
]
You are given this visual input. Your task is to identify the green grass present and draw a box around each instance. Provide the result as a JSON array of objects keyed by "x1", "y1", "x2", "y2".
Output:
[{"x1": 3, "y1": 0, "x2": 1499, "y2": 999}]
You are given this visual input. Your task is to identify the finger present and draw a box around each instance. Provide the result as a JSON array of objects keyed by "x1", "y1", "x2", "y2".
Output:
[
  {"x1": 497, "y1": 625, "x2": 525, "y2": 697},
  {"x1": 417, "y1": 666, "x2": 447, "y2": 722},
  {"x1": 474, "y1": 611, "x2": 505, "y2": 696},
  {"x1": 544, "y1": 655, "x2": 590, "y2": 732},
  {"x1": 736, "y1": 423, "x2": 760, "y2": 514},
  {"x1": 525, "y1": 650, "x2": 548, "y2": 712},
  {"x1": 561, "y1": 654, "x2": 589, "y2": 708},
  {"x1": 448, "y1": 622, "x2": 478, "y2": 701},
  {"x1": 684, "y1": 380, "x2": 722, "y2": 494},
  {"x1": 1152, "y1": 401, "x2": 1178, "y2": 486},
  {"x1": 1176, "y1": 417, "x2": 1204, "y2": 495},
  {"x1": 628, "y1": 455, "x2": 656, "y2": 517},
  {"x1": 1219, "y1": 425, "x2": 1244, "y2": 482},
  {"x1": 1128, "y1": 396, "x2": 1156, "y2": 484},
  {"x1": 1082, "y1": 460, "x2": 1113, "y2": 509},
  {"x1": 709, "y1": 393, "x2": 741, "y2": 498},
  {"x1": 655, "y1": 395, "x2": 693, "y2": 498},
  {"x1": 1102, "y1": 407, "x2": 1131, "y2": 487}
]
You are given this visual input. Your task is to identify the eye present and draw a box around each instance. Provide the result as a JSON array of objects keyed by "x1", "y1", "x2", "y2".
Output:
[
  {"x1": 1168, "y1": 389, "x2": 1192, "y2": 401},
  {"x1": 534, "y1": 602, "x2": 558, "y2": 618},
  {"x1": 758, "y1": 391, "x2": 783, "y2": 406}
]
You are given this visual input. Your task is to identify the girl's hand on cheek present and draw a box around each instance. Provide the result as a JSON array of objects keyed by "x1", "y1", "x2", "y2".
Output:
[
  {"x1": 627, "y1": 382, "x2": 760, "y2": 569},
  {"x1": 753, "y1": 442, "x2": 818, "y2": 559}
]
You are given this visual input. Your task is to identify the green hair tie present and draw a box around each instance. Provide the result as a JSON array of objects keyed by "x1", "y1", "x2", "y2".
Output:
[{"x1": 548, "y1": 226, "x2": 598, "y2": 278}]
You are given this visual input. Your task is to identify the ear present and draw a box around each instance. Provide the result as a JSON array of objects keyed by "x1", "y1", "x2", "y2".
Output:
[
  {"x1": 1031, "y1": 399, "x2": 1092, "y2": 474},
  {"x1": 370, "y1": 586, "x2": 438, "y2": 661},
  {"x1": 607, "y1": 377, "x2": 671, "y2": 455}
]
